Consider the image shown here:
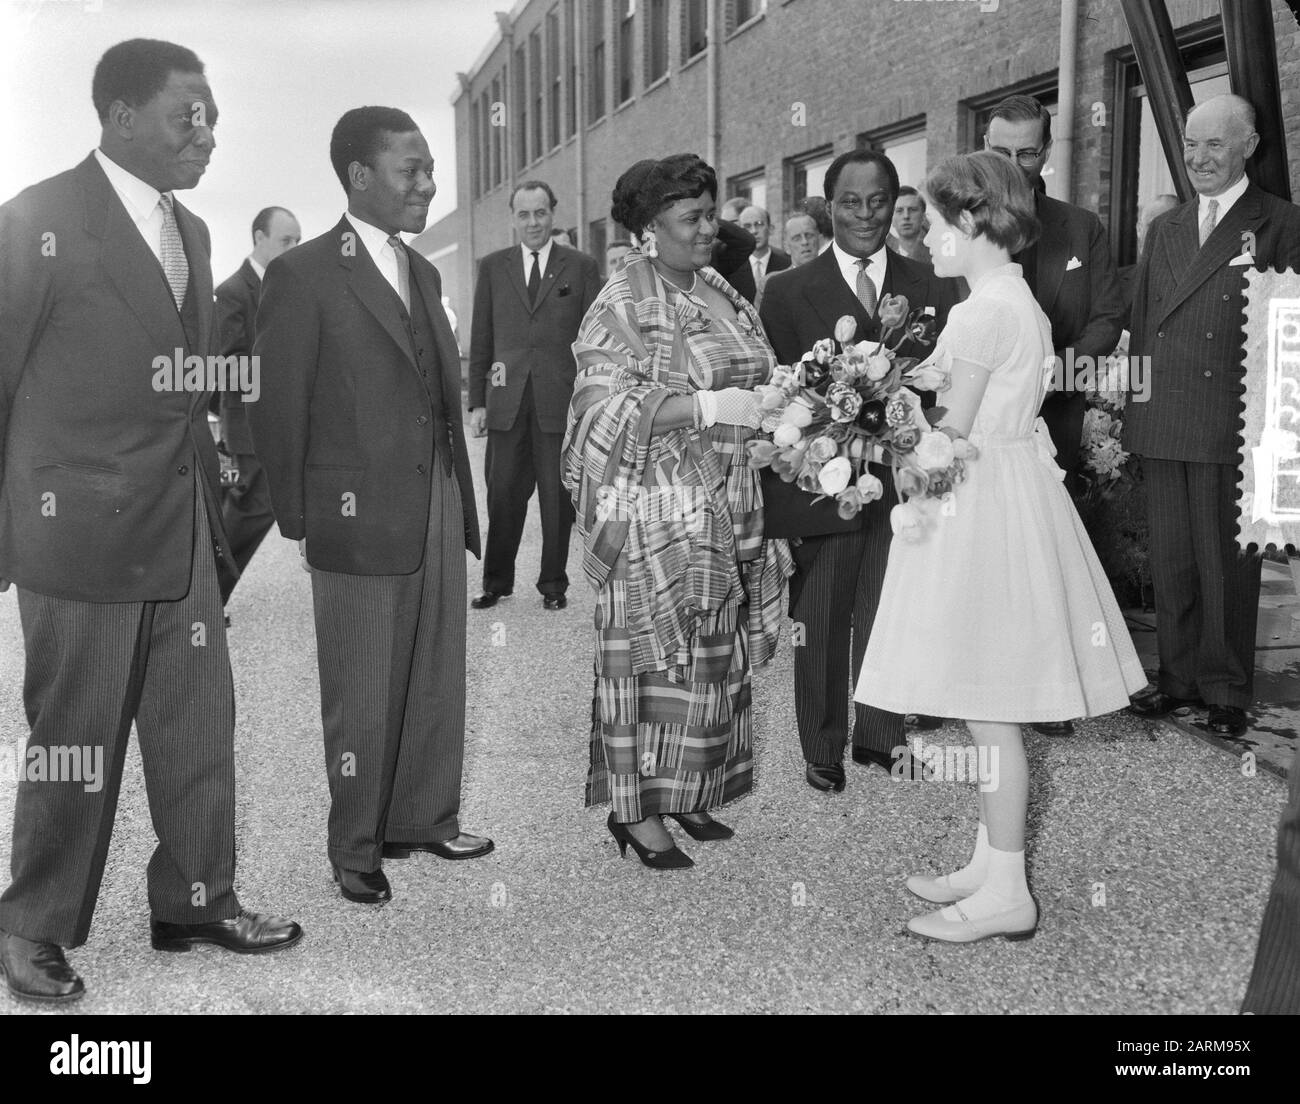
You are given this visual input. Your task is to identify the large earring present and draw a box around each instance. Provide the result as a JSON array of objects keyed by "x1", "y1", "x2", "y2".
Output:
[{"x1": 641, "y1": 230, "x2": 658, "y2": 259}]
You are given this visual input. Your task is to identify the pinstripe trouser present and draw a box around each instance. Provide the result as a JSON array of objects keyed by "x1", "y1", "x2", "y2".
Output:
[
  {"x1": 0, "y1": 487, "x2": 239, "y2": 948},
  {"x1": 1242, "y1": 761, "x2": 1300, "y2": 1013},
  {"x1": 310, "y1": 461, "x2": 466, "y2": 873},
  {"x1": 1143, "y1": 459, "x2": 1261, "y2": 708},
  {"x1": 790, "y1": 514, "x2": 904, "y2": 766}
]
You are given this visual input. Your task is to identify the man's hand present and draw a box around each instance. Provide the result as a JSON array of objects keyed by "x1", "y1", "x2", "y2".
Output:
[
  {"x1": 298, "y1": 539, "x2": 310, "y2": 573},
  {"x1": 469, "y1": 407, "x2": 487, "y2": 437}
]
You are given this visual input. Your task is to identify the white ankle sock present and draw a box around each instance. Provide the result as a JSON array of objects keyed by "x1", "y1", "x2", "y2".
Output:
[
  {"x1": 945, "y1": 822, "x2": 990, "y2": 892},
  {"x1": 941, "y1": 846, "x2": 1031, "y2": 922}
]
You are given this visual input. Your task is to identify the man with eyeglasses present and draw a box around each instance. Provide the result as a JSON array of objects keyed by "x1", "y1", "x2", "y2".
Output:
[{"x1": 985, "y1": 93, "x2": 1125, "y2": 738}]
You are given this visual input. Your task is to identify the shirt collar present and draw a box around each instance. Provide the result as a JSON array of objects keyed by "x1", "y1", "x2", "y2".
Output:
[
  {"x1": 522, "y1": 239, "x2": 553, "y2": 273},
  {"x1": 248, "y1": 257, "x2": 266, "y2": 281},
  {"x1": 832, "y1": 240, "x2": 888, "y2": 285},
  {"x1": 344, "y1": 211, "x2": 401, "y2": 260},
  {"x1": 93, "y1": 148, "x2": 162, "y2": 224},
  {"x1": 1198, "y1": 173, "x2": 1249, "y2": 223}
]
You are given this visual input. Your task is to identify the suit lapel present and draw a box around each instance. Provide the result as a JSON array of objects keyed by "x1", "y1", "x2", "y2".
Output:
[
  {"x1": 337, "y1": 218, "x2": 416, "y2": 367},
  {"x1": 801, "y1": 248, "x2": 877, "y2": 343},
  {"x1": 532, "y1": 249, "x2": 568, "y2": 311},
  {"x1": 173, "y1": 197, "x2": 212, "y2": 356},
  {"x1": 1035, "y1": 196, "x2": 1068, "y2": 320},
  {"x1": 241, "y1": 257, "x2": 261, "y2": 299},
  {"x1": 1160, "y1": 187, "x2": 1263, "y2": 323},
  {"x1": 506, "y1": 248, "x2": 533, "y2": 313},
  {"x1": 79, "y1": 155, "x2": 185, "y2": 356}
]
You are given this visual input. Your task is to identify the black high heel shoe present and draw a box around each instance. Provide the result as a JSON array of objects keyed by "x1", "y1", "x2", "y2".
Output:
[
  {"x1": 606, "y1": 812, "x2": 694, "y2": 869},
  {"x1": 666, "y1": 812, "x2": 734, "y2": 841}
]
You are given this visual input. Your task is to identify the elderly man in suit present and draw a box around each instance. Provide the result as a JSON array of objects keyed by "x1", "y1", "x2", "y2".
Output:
[
  {"x1": 214, "y1": 205, "x2": 301, "y2": 606},
  {"x1": 738, "y1": 204, "x2": 791, "y2": 310},
  {"x1": 1124, "y1": 94, "x2": 1300, "y2": 740},
  {"x1": 252, "y1": 107, "x2": 493, "y2": 906},
  {"x1": 985, "y1": 92, "x2": 1126, "y2": 737},
  {"x1": 784, "y1": 213, "x2": 820, "y2": 267},
  {"x1": 761, "y1": 150, "x2": 962, "y2": 793},
  {"x1": 467, "y1": 181, "x2": 600, "y2": 611},
  {"x1": 0, "y1": 38, "x2": 301, "y2": 1005}
]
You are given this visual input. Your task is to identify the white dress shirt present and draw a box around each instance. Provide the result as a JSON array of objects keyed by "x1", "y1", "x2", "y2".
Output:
[
  {"x1": 93, "y1": 148, "x2": 165, "y2": 262},
  {"x1": 1198, "y1": 172, "x2": 1249, "y2": 229},
  {"x1": 832, "y1": 240, "x2": 887, "y2": 304},
  {"x1": 521, "y1": 239, "x2": 553, "y2": 283},
  {"x1": 751, "y1": 247, "x2": 773, "y2": 281},
  {"x1": 248, "y1": 256, "x2": 266, "y2": 281},
  {"x1": 345, "y1": 212, "x2": 405, "y2": 299}
]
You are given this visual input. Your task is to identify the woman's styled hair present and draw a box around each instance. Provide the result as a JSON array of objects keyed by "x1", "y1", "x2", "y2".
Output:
[
  {"x1": 923, "y1": 151, "x2": 1040, "y2": 255},
  {"x1": 610, "y1": 154, "x2": 718, "y2": 238}
]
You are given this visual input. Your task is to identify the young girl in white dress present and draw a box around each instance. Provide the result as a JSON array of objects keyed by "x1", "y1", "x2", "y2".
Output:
[{"x1": 854, "y1": 152, "x2": 1147, "y2": 943}]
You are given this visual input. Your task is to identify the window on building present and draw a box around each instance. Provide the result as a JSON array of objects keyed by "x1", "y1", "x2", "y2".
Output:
[
  {"x1": 964, "y1": 78, "x2": 1064, "y2": 202},
  {"x1": 683, "y1": 0, "x2": 708, "y2": 61},
  {"x1": 515, "y1": 46, "x2": 528, "y2": 170},
  {"x1": 617, "y1": 0, "x2": 635, "y2": 106},
  {"x1": 788, "y1": 146, "x2": 834, "y2": 207},
  {"x1": 860, "y1": 117, "x2": 928, "y2": 190},
  {"x1": 645, "y1": 0, "x2": 669, "y2": 85},
  {"x1": 529, "y1": 31, "x2": 543, "y2": 162},
  {"x1": 565, "y1": 0, "x2": 578, "y2": 137},
  {"x1": 547, "y1": 8, "x2": 562, "y2": 150},
  {"x1": 729, "y1": 0, "x2": 764, "y2": 34},
  {"x1": 490, "y1": 74, "x2": 504, "y2": 187},
  {"x1": 1111, "y1": 19, "x2": 1227, "y2": 264},
  {"x1": 590, "y1": 0, "x2": 607, "y2": 121},
  {"x1": 727, "y1": 169, "x2": 767, "y2": 212}
]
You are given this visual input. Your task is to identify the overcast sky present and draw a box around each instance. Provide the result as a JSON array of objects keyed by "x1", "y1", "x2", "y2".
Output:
[{"x1": 0, "y1": 0, "x2": 497, "y2": 279}]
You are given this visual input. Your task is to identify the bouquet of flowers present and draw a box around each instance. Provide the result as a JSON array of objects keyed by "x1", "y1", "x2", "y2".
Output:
[{"x1": 746, "y1": 295, "x2": 977, "y2": 540}]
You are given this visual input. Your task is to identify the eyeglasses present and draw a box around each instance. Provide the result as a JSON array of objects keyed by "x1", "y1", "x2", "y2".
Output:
[{"x1": 990, "y1": 145, "x2": 1046, "y2": 166}]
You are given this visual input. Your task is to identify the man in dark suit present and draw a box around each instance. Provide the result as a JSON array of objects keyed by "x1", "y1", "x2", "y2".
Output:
[
  {"x1": 738, "y1": 204, "x2": 791, "y2": 311},
  {"x1": 214, "y1": 205, "x2": 301, "y2": 605},
  {"x1": 760, "y1": 150, "x2": 962, "y2": 793},
  {"x1": 0, "y1": 38, "x2": 301, "y2": 1005},
  {"x1": 1124, "y1": 94, "x2": 1300, "y2": 740},
  {"x1": 986, "y1": 93, "x2": 1126, "y2": 737},
  {"x1": 251, "y1": 107, "x2": 492, "y2": 906},
  {"x1": 467, "y1": 180, "x2": 600, "y2": 611}
]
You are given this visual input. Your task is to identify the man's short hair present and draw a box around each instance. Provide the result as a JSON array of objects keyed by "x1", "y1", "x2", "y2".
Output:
[
  {"x1": 510, "y1": 180, "x2": 558, "y2": 209},
  {"x1": 251, "y1": 206, "x2": 292, "y2": 243},
  {"x1": 329, "y1": 106, "x2": 420, "y2": 193},
  {"x1": 896, "y1": 185, "x2": 926, "y2": 208},
  {"x1": 925, "y1": 150, "x2": 1039, "y2": 255},
  {"x1": 987, "y1": 93, "x2": 1053, "y2": 145},
  {"x1": 92, "y1": 39, "x2": 204, "y2": 123},
  {"x1": 822, "y1": 149, "x2": 900, "y2": 206}
]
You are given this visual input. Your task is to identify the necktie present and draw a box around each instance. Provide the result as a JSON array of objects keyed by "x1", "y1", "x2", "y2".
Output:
[
  {"x1": 527, "y1": 250, "x2": 541, "y2": 305},
  {"x1": 387, "y1": 234, "x2": 410, "y2": 312},
  {"x1": 855, "y1": 258, "x2": 877, "y2": 317},
  {"x1": 1199, "y1": 198, "x2": 1219, "y2": 247},
  {"x1": 159, "y1": 194, "x2": 189, "y2": 310}
]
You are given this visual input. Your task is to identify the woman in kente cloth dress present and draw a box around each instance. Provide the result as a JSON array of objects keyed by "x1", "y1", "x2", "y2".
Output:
[{"x1": 563, "y1": 155, "x2": 792, "y2": 870}]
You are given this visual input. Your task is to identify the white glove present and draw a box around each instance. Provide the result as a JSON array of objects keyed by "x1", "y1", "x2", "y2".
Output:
[{"x1": 696, "y1": 386, "x2": 761, "y2": 429}]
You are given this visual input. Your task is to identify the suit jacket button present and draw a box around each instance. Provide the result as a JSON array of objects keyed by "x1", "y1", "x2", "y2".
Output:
[
  {"x1": 1206, "y1": 332, "x2": 1213, "y2": 339},
  {"x1": 1204, "y1": 370, "x2": 1213, "y2": 378},
  {"x1": 417, "y1": 464, "x2": 426, "y2": 474},
  {"x1": 178, "y1": 465, "x2": 188, "y2": 475},
  {"x1": 1157, "y1": 331, "x2": 1165, "y2": 338},
  {"x1": 1223, "y1": 294, "x2": 1231, "y2": 301}
]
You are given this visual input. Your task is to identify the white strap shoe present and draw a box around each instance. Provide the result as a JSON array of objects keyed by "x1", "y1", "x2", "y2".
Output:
[
  {"x1": 905, "y1": 873, "x2": 977, "y2": 904},
  {"x1": 906, "y1": 897, "x2": 1038, "y2": 943}
]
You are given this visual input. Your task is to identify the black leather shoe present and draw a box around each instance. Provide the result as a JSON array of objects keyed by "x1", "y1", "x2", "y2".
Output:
[
  {"x1": 151, "y1": 908, "x2": 304, "y2": 952},
  {"x1": 1207, "y1": 705, "x2": 1249, "y2": 738},
  {"x1": 666, "y1": 812, "x2": 734, "y2": 841},
  {"x1": 328, "y1": 864, "x2": 390, "y2": 904},
  {"x1": 470, "y1": 590, "x2": 511, "y2": 609},
  {"x1": 383, "y1": 833, "x2": 495, "y2": 861},
  {"x1": 0, "y1": 931, "x2": 84, "y2": 1003},
  {"x1": 1031, "y1": 720, "x2": 1075, "y2": 736},
  {"x1": 905, "y1": 714, "x2": 944, "y2": 731},
  {"x1": 1128, "y1": 688, "x2": 1204, "y2": 718},
  {"x1": 805, "y1": 762, "x2": 846, "y2": 792},
  {"x1": 543, "y1": 594, "x2": 567, "y2": 610}
]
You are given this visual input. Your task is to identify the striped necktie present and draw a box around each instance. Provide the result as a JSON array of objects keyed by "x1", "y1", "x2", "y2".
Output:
[
  {"x1": 855, "y1": 258, "x2": 877, "y2": 317},
  {"x1": 1198, "y1": 198, "x2": 1219, "y2": 247},
  {"x1": 158, "y1": 194, "x2": 189, "y2": 310},
  {"x1": 387, "y1": 234, "x2": 411, "y2": 312}
]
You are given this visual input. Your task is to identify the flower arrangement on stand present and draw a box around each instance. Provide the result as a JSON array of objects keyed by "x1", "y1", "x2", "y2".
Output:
[
  {"x1": 746, "y1": 296, "x2": 976, "y2": 541},
  {"x1": 1074, "y1": 333, "x2": 1151, "y2": 608}
]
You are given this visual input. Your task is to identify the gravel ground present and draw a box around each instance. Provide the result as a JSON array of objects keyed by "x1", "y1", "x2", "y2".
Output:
[{"x1": 0, "y1": 430, "x2": 1289, "y2": 1015}]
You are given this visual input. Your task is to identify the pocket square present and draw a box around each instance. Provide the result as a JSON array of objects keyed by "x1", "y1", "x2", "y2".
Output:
[
  {"x1": 1229, "y1": 253, "x2": 1255, "y2": 267},
  {"x1": 1065, "y1": 256, "x2": 1083, "y2": 271},
  {"x1": 558, "y1": 283, "x2": 573, "y2": 296}
]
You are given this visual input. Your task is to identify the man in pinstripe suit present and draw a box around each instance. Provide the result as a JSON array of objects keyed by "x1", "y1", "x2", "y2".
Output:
[
  {"x1": 251, "y1": 108, "x2": 492, "y2": 906},
  {"x1": 0, "y1": 40, "x2": 301, "y2": 1005},
  {"x1": 1124, "y1": 95, "x2": 1300, "y2": 739}
]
